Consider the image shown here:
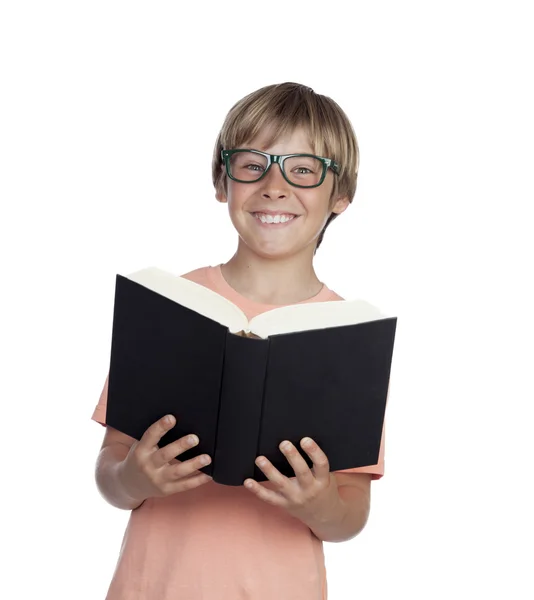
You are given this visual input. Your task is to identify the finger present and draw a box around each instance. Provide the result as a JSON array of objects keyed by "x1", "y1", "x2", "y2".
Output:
[
  {"x1": 168, "y1": 453, "x2": 212, "y2": 481},
  {"x1": 244, "y1": 479, "x2": 285, "y2": 508},
  {"x1": 300, "y1": 438, "x2": 330, "y2": 482},
  {"x1": 167, "y1": 457, "x2": 206, "y2": 478},
  {"x1": 279, "y1": 441, "x2": 315, "y2": 487},
  {"x1": 255, "y1": 456, "x2": 290, "y2": 488},
  {"x1": 153, "y1": 433, "x2": 199, "y2": 468},
  {"x1": 139, "y1": 414, "x2": 176, "y2": 451},
  {"x1": 169, "y1": 472, "x2": 213, "y2": 494}
]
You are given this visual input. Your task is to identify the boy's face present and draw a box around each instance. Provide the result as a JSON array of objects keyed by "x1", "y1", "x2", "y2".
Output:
[{"x1": 217, "y1": 127, "x2": 349, "y2": 260}]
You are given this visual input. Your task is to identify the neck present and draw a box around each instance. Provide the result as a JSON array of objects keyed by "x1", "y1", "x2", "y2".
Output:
[{"x1": 221, "y1": 243, "x2": 323, "y2": 305}]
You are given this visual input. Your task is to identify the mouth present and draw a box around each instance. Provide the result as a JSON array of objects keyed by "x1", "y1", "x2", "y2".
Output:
[{"x1": 251, "y1": 212, "x2": 299, "y2": 225}]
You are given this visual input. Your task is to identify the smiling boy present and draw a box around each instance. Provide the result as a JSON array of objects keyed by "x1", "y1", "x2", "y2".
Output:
[{"x1": 93, "y1": 82, "x2": 385, "y2": 600}]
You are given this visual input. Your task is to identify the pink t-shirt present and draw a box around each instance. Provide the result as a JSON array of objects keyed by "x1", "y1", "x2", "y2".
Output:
[{"x1": 92, "y1": 265, "x2": 385, "y2": 600}]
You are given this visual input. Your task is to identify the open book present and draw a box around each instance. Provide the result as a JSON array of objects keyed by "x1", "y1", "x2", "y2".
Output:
[{"x1": 106, "y1": 267, "x2": 397, "y2": 486}]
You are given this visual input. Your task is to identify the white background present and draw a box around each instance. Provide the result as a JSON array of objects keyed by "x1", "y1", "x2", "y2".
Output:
[{"x1": 1, "y1": 1, "x2": 533, "y2": 598}]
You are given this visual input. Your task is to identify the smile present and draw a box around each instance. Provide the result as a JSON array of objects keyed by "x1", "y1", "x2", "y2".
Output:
[{"x1": 253, "y1": 212, "x2": 297, "y2": 224}]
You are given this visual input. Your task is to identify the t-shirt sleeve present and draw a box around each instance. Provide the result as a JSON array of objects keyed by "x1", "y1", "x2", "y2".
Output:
[{"x1": 91, "y1": 375, "x2": 109, "y2": 426}]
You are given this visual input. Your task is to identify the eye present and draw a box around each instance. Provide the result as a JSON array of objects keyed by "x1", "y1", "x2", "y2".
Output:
[
  {"x1": 245, "y1": 163, "x2": 265, "y2": 172},
  {"x1": 286, "y1": 155, "x2": 322, "y2": 177},
  {"x1": 293, "y1": 166, "x2": 313, "y2": 175}
]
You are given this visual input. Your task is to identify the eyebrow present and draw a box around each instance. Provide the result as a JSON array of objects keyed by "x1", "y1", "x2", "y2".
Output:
[{"x1": 242, "y1": 148, "x2": 318, "y2": 156}]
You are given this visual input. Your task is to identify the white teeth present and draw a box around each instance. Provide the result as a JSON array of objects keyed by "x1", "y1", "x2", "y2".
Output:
[{"x1": 255, "y1": 213, "x2": 295, "y2": 224}]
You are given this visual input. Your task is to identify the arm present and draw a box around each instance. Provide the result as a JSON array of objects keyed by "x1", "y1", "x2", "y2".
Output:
[
  {"x1": 95, "y1": 426, "x2": 145, "y2": 510},
  {"x1": 301, "y1": 473, "x2": 371, "y2": 543}
]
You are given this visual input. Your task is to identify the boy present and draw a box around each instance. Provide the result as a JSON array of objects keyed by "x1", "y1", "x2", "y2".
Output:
[{"x1": 92, "y1": 82, "x2": 386, "y2": 599}]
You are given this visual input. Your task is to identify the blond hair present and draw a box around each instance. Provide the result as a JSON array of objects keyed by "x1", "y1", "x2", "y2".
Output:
[{"x1": 212, "y1": 82, "x2": 359, "y2": 249}]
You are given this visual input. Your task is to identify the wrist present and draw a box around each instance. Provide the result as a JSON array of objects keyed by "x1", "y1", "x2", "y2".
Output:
[
  {"x1": 116, "y1": 460, "x2": 146, "y2": 510},
  {"x1": 296, "y1": 495, "x2": 349, "y2": 542}
]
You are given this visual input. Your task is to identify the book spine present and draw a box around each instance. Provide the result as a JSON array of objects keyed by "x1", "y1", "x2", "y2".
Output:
[{"x1": 212, "y1": 333, "x2": 270, "y2": 486}]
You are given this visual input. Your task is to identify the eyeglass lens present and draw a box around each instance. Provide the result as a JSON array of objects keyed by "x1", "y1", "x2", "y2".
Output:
[{"x1": 229, "y1": 152, "x2": 324, "y2": 187}]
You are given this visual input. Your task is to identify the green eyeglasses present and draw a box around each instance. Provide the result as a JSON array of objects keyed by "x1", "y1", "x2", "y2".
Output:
[{"x1": 221, "y1": 149, "x2": 340, "y2": 189}]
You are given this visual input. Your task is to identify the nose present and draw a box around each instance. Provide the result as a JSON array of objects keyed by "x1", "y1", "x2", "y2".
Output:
[{"x1": 260, "y1": 163, "x2": 289, "y2": 200}]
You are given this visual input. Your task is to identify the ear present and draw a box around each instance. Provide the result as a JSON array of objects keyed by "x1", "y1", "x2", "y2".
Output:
[
  {"x1": 331, "y1": 195, "x2": 350, "y2": 215},
  {"x1": 215, "y1": 187, "x2": 227, "y2": 203}
]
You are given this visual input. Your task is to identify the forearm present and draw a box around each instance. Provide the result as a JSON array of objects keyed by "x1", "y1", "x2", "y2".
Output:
[
  {"x1": 300, "y1": 486, "x2": 370, "y2": 543},
  {"x1": 95, "y1": 444, "x2": 144, "y2": 510}
]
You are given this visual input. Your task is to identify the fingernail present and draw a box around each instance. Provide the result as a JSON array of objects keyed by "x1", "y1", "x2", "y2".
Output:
[
  {"x1": 165, "y1": 415, "x2": 174, "y2": 425},
  {"x1": 188, "y1": 435, "x2": 199, "y2": 445},
  {"x1": 200, "y1": 455, "x2": 211, "y2": 465}
]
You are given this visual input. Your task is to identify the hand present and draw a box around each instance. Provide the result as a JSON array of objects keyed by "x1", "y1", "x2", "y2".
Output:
[
  {"x1": 244, "y1": 437, "x2": 343, "y2": 523},
  {"x1": 118, "y1": 414, "x2": 212, "y2": 503}
]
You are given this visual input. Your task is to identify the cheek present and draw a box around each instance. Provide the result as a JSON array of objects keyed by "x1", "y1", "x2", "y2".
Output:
[
  {"x1": 299, "y1": 190, "x2": 333, "y2": 215},
  {"x1": 227, "y1": 182, "x2": 263, "y2": 210}
]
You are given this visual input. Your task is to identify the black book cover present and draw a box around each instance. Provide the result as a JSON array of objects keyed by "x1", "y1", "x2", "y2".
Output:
[{"x1": 106, "y1": 275, "x2": 397, "y2": 486}]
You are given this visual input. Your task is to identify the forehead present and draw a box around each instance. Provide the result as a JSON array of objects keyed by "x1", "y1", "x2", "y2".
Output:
[{"x1": 244, "y1": 125, "x2": 316, "y2": 155}]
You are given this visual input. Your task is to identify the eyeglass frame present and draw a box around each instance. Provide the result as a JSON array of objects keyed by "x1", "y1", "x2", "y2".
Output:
[{"x1": 221, "y1": 148, "x2": 340, "y2": 189}]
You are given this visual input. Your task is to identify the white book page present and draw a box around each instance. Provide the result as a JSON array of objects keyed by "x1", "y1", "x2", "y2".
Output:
[
  {"x1": 249, "y1": 299, "x2": 388, "y2": 338},
  {"x1": 125, "y1": 267, "x2": 249, "y2": 333}
]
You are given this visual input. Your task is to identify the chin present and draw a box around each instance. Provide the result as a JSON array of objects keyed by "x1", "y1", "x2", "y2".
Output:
[
  {"x1": 234, "y1": 220, "x2": 319, "y2": 259},
  {"x1": 238, "y1": 236, "x2": 288, "y2": 258},
  {"x1": 244, "y1": 237, "x2": 317, "y2": 261},
  {"x1": 248, "y1": 244, "x2": 292, "y2": 260}
]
